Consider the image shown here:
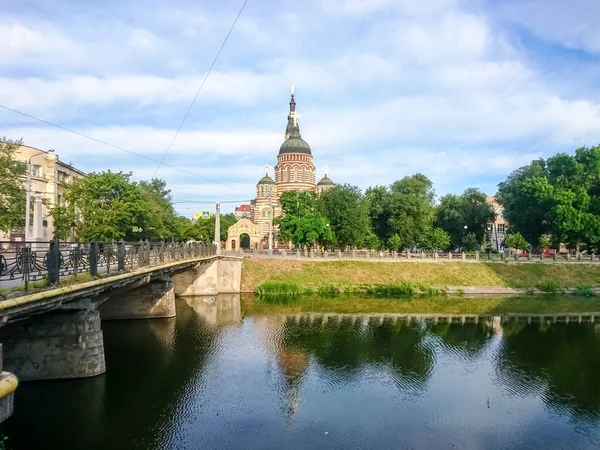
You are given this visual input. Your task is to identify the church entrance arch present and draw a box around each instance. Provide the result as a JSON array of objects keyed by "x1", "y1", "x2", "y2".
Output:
[{"x1": 226, "y1": 218, "x2": 262, "y2": 251}]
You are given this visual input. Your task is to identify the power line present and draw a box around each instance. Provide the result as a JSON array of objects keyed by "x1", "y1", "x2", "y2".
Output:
[
  {"x1": 0, "y1": 103, "x2": 237, "y2": 189},
  {"x1": 153, "y1": 0, "x2": 249, "y2": 177}
]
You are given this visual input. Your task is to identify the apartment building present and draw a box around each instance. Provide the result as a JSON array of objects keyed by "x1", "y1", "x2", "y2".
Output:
[{"x1": 2, "y1": 145, "x2": 85, "y2": 242}]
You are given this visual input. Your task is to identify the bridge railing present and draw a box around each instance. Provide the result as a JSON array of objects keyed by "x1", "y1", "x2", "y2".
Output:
[
  {"x1": 0, "y1": 240, "x2": 217, "y2": 292},
  {"x1": 223, "y1": 247, "x2": 599, "y2": 263}
]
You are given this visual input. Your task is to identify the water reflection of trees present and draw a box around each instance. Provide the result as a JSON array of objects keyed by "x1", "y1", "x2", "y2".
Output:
[
  {"x1": 496, "y1": 322, "x2": 600, "y2": 419},
  {"x1": 281, "y1": 318, "x2": 434, "y2": 391},
  {"x1": 428, "y1": 322, "x2": 495, "y2": 360}
]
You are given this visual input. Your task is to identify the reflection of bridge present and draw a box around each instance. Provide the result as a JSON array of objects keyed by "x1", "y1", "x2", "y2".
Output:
[{"x1": 280, "y1": 312, "x2": 600, "y2": 326}]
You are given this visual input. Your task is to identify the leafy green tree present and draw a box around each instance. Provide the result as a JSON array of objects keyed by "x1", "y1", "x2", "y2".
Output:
[
  {"x1": 387, "y1": 234, "x2": 402, "y2": 251},
  {"x1": 420, "y1": 228, "x2": 451, "y2": 251},
  {"x1": 365, "y1": 186, "x2": 393, "y2": 244},
  {"x1": 276, "y1": 191, "x2": 330, "y2": 249},
  {"x1": 504, "y1": 232, "x2": 528, "y2": 251},
  {"x1": 497, "y1": 159, "x2": 552, "y2": 247},
  {"x1": 319, "y1": 184, "x2": 370, "y2": 250},
  {"x1": 388, "y1": 174, "x2": 436, "y2": 249},
  {"x1": 51, "y1": 171, "x2": 145, "y2": 241},
  {"x1": 435, "y1": 188, "x2": 495, "y2": 250},
  {"x1": 137, "y1": 179, "x2": 180, "y2": 241},
  {"x1": 498, "y1": 147, "x2": 600, "y2": 252},
  {"x1": 462, "y1": 232, "x2": 479, "y2": 252},
  {"x1": 0, "y1": 138, "x2": 26, "y2": 233}
]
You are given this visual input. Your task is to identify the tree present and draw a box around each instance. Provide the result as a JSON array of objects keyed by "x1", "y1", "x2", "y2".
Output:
[
  {"x1": 435, "y1": 188, "x2": 495, "y2": 251},
  {"x1": 462, "y1": 232, "x2": 479, "y2": 252},
  {"x1": 388, "y1": 174, "x2": 436, "y2": 249},
  {"x1": 497, "y1": 159, "x2": 551, "y2": 247},
  {"x1": 387, "y1": 234, "x2": 402, "y2": 251},
  {"x1": 497, "y1": 147, "x2": 600, "y2": 252},
  {"x1": 0, "y1": 138, "x2": 26, "y2": 233},
  {"x1": 419, "y1": 228, "x2": 451, "y2": 251},
  {"x1": 137, "y1": 179, "x2": 180, "y2": 241},
  {"x1": 365, "y1": 186, "x2": 393, "y2": 244},
  {"x1": 276, "y1": 191, "x2": 331, "y2": 249},
  {"x1": 504, "y1": 232, "x2": 528, "y2": 251},
  {"x1": 51, "y1": 171, "x2": 145, "y2": 241},
  {"x1": 319, "y1": 184, "x2": 370, "y2": 250}
]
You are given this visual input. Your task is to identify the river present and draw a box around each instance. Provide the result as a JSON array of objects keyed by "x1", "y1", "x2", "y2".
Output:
[{"x1": 2, "y1": 294, "x2": 600, "y2": 449}]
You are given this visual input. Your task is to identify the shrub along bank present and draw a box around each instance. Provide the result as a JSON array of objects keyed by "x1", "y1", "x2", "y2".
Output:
[{"x1": 242, "y1": 259, "x2": 600, "y2": 294}]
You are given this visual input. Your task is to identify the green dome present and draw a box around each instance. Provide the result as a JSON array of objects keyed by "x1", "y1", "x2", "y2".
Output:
[
  {"x1": 317, "y1": 176, "x2": 335, "y2": 186},
  {"x1": 279, "y1": 137, "x2": 312, "y2": 155},
  {"x1": 257, "y1": 175, "x2": 275, "y2": 185}
]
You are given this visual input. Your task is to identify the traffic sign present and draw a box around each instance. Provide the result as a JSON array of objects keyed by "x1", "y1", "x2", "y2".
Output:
[
  {"x1": 132, "y1": 226, "x2": 143, "y2": 233},
  {"x1": 202, "y1": 210, "x2": 210, "y2": 220},
  {"x1": 194, "y1": 212, "x2": 201, "y2": 219}
]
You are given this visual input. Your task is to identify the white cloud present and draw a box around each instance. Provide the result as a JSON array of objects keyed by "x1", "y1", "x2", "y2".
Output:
[{"x1": 500, "y1": 0, "x2": 600, "y2": 53}]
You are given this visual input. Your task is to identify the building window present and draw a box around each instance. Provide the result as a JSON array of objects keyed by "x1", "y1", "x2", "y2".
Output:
[
  {"x1": 497, "y1": 224, "x2": 505, "y2": 234},
  {"x1": 286, "y1": 167, "x2": 290, "y2": 182},
  {"x1": 293, "y1": 167, "x2": 298, "y2": 182},
  {"x1": 57, "y1": 171, "x2": 69, "y2": 183},
  {"x1": 32, "y1": 164, "x2": 42, "y2": 177}
]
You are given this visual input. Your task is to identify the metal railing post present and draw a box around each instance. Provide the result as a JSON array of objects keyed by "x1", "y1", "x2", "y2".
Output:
[
  {"x1": 90, "y1": 239, "x2": 98, "y2": 277},
  {"x1": 118, "y1": 241, "x2": 125, "y2": 271},
  {"x1": 22, "y1": 246, "x2": 30, "y2": 290},
  {"x1": 48, "y1": 239, "x2": 60, "y2": 284}
]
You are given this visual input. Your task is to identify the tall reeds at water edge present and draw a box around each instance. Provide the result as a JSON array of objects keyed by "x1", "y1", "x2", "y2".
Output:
[{"x1": 254, "y1": 282, "x2": 308, "y2": 296}]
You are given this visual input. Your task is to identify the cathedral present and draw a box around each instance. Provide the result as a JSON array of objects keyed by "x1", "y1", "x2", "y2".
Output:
[{"x1": 246, "y1": 86, "x2": 335, "y2": 247}]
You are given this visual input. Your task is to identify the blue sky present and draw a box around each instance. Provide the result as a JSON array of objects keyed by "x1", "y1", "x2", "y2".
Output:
[{"x1": 2, "y1": 0, "x2": 600, "y2": 215}]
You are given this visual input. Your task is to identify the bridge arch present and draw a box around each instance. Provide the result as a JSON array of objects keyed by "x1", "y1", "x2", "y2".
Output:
[{"x1": 226, "y1": 218, "x2": 261, "y2": 251}]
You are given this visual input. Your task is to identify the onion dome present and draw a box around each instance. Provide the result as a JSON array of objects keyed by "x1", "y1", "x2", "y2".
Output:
[
  {"x1": 279, "y1": 87, "x2": 312, "y2": 155},
  {"x1": 258, "y1": 174, "x2": 276, "y2": 185},
  {"x1": 317, "y1": 175, "x2": 334, "y2": 186}
]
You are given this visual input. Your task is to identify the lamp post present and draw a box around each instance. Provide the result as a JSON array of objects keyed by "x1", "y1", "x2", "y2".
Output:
[
  {"x1": 25, "y1": 149, "x2": 54, "y2": 240},
  {"x1": 462, "y1": 225, "x2": 468, "y2": 252}
]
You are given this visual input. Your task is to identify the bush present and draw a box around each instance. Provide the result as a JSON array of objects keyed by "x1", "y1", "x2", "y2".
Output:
[
  {"x1": 536, "y1": 279, "x2": 560, "y2": 294},
  {"x1": 575, "y1": 285, "x2": 595, "y2": 297}
]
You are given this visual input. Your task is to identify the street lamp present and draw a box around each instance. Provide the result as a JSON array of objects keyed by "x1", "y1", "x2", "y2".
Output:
[{"x1": 25, "y1": 149, "x2": 54, "y2": 240}]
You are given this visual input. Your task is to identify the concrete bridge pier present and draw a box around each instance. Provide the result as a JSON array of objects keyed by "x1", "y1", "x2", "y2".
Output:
[
  {"x1": 0, "y1": 306, "x2": 106, "y2": 382},
  {"x1": 172, "y1": 258, "x2": 242, "y2": 296},
  {"x1": 99, "y1": 275, "x2": 176, "y2": 320}
]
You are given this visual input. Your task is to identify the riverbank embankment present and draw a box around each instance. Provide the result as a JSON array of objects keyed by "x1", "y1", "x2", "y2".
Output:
[{"x1": 241, "y1": 259, "x2": 600, "y2": 294}]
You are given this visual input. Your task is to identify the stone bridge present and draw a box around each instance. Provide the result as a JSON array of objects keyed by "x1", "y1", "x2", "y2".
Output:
[{"x1": 0, "y1": 252, "x2": 242, "y2": 422}]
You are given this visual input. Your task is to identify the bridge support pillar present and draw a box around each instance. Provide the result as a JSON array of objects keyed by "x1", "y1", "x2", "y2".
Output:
[
  {"x1": 0, "y1": 308, "x2": 106, "y2": 381},
  {"x1": 99, "y1": 275, "x2": 176, "y2": 320},
  {"x1": 172, "y1": 257, "x2": 242, "y2": 296}
]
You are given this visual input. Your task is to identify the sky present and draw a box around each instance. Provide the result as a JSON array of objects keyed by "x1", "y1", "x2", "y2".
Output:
[{"x1": 2, "y1": 0, "x2": 600, "y2": 216}]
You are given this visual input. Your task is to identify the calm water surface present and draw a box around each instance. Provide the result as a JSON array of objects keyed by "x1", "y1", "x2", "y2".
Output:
[{"x1": 3, "y1": 295, "x2": 600, "y2": 449}]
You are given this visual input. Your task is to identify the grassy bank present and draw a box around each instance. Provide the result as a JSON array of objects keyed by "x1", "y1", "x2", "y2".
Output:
[
  {"x1": 242, "y1": 294, "x2": 600, "y2": 316},
  {"x1": 242, "y1": 259, "x2": 600, "y2": 293}
]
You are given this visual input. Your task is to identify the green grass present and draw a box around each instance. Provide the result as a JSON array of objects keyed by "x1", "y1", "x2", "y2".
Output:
[
  {"x1": 318, "y1": 285, "x2": 340, "y2": 295},
  {"x1": 242, "y1": 293, "x2": 600, "y2": 317},
  {"x1": 242, "y1": 259, "x2": 600, "y2": 293},
  {"x1": 254, "y1": 282, "x2": 307, "y2": 296},
  {"x1": 366, "y1": 282, "x2": 416, "y2": 296}
]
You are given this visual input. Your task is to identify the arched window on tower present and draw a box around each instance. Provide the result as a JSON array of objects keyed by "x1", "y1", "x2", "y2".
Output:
[
  {"x1": 286, "y1": 167, "x2": 290, "y2": 182},
  {"x1": 293, "y1": 167, "x2": 298, "y2": 182}
]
